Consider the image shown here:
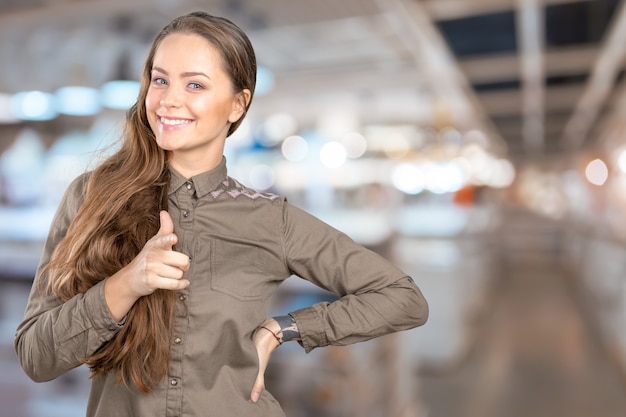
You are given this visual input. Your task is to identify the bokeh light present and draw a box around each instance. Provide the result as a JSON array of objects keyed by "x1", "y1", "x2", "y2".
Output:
[
  {"x1": 392, "y1": 163, "x2": 425, "y2": 195},
  {"x1": 585, "y1": 158, "x2": 608, "y2": 186},
  {"x1": 56, "y1": 86, "x2": 101, "y2": 116},
  {"x1": 341, "y1": 132, "x2": 367, "y2": 159},
  {"x1": 100, "y1": 80, "x2": 140, "y2": 110},
  {"x1": 617, "y1": 147, "x2": 626, "y2": 174},
  {"x1": 11, "y1": 91, "x2": 57, "y2": 121},
  {"x1": 261, "y1": 112, "x2": 298, "y2": 146},
  {"x1": 249, "y1": 164, "x2": 275, "y2": 190},
  {"x1": 281, "y1": 135, "x2": 309, "y2": 162},
  {"x1": 320, "y1": 141, "x2": 347, "y2": 168}
]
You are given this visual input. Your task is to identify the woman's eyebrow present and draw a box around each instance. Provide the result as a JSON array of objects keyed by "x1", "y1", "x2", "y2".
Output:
[
  {"x1": 152, "y1": 66, "x2": 210, "y2": 80},
  {"x1": 182, "y1": 71, "x2": 211, "y2": 80}
]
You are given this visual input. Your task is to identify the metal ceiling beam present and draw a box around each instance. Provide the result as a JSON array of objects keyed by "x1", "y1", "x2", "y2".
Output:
[
  {"x1": 517, "y1": 0, "x2": 545, "y2": 153},
  {"x1": 421, "y1": 0, "x2": 588, "y2": 21},
  {"x1": 0, "y1": 0, "x2": 163, "y2": 28},
  {"x1": 594, "y1": 82, "x2": 626, "y2": 151},
  {"x1": 480, "y1": 85, "x2": 584, "y2": 116},
  {"x1": 458, "y1": 46, "x2": 597, "y2": 84},
  {"x1": 560, "y1": 0, "x2": 626, "y2": 150},
  {"x1": 373, "y1": 0, "x2": 507, "y2": 153}
]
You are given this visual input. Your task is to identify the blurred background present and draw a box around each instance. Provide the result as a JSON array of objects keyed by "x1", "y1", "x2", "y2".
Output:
[{"x1": 2, "y1": 0, "x2": 626, "y2": 416}]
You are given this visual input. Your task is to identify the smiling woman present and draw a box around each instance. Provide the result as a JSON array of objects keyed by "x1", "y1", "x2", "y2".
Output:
[
  {"x1": 13, "y1": 11, "x2": 428, "y2": 417},
  {"x1": 145, "y1": 33, "x2": 250, "y2": 177}
]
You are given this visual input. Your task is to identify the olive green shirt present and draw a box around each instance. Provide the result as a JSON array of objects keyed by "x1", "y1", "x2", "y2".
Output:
[{"x1": 14, "y1": 157, "x2": 428, "y2": 416}]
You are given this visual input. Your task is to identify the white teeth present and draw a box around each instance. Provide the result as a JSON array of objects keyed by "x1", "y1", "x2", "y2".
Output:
[{"x1": 160, "y1": 117, "x2": 190, "y2": 126}]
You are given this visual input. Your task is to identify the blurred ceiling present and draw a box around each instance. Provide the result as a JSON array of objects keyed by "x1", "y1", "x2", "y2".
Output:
[{"x1": 1, "y1": 0, "x2": 625, "y2": 161}]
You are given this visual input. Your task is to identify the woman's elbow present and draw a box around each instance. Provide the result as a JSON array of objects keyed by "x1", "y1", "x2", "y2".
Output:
[
  {"x1": 408, "y1": 284, "x2": 429, "y2": 328},
  {"x1": 14, "y1": 337, "x2": 57, "y2": 383},
  {"x1": 396, "y1": 277, "x2": 429, "y2": 329},
  {"x1": 22, "y1": 367, "x2": 54, "y2": 383}
]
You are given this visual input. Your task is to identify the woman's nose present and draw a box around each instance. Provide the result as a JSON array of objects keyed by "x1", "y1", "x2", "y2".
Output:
[{"x1": 159, "y1": 88, "x2": 182, "y2": 108}]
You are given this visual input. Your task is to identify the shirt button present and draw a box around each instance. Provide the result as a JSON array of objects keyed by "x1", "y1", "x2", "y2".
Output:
[
  {"x1": 174, "y1": 337, "x2": 182, "y2": 344},
  {"x1": 170, "y1": 378, "x2": 179, "y2": 386},
  {"x1": 182, "y1": 210, "x2": 190, "y2": 218},
  {"x1": 186, "y1": 182, "x2": 192, "y2": 190},
  {"x1": 178, "y1": 294, "x2": 186, "y2": 301}
]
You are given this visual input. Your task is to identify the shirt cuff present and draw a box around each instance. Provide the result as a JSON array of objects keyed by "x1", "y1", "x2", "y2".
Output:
[
  {"x1": 84, "y1": 279, "x2": 125, "y2": 344},
  {"x1": 289, "y1": 303, "x2": 329, "y2": 353}
]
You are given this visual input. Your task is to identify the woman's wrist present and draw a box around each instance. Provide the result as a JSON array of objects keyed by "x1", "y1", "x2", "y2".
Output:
[
  {"x1": 257, "y1": 315, "x2": 301, "y2": 346},
  {"x1": 272, "y1": 314, "x2": 301, "y2": 343},
  {"x1": 104, "y1": 272, "x2": 139, "y2": 323}
]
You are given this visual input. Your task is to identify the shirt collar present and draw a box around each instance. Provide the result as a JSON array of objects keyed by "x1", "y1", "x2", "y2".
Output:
[{"x1": 168, "y1": 156, "x2": 228, "y2": 198}]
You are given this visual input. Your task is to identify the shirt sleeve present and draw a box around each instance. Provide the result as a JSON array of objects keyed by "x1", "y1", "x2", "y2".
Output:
[
  {"x1": 14, "y1": 174, "x2": 124, "y2": 382},
  {"x1": 281, "y1": 203, "x2": 428, "y2": 353}
]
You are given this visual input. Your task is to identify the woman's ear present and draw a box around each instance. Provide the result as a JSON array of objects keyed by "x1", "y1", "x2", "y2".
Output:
[{"x1": 229, "y1": 89, "x2": 252, "y2": 123}]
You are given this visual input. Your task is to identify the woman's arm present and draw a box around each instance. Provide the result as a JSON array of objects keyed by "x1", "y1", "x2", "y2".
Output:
[
  {"x1": 281, "y1": 204, "x2": 429, "y2": 353},
  {"x1": 14, "y1": 175, "x2": 123, "y2": 382},
  {"x1": 251, "y1": 201, "x2": 427, "y2": 402},
  {"x1": 14, "y1": 179, "x2": 190, "y2": 383}
]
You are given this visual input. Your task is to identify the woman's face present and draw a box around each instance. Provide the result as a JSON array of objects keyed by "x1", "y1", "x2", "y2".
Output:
[{"x1": 145, "y1": 32, "x2": 248, "y2": 173}]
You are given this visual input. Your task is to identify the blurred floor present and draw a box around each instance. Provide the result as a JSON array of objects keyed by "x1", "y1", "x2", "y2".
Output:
[{"x1": 418, "y1": 209, "x2": 626, "y2": 417}]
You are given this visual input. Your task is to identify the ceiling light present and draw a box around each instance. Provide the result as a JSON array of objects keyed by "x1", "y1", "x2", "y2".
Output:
[
  {"x1": 11, "y1": 91, "x2": 57, "y2": 121},
  {"x1": 0, "y1": 93, "x2": 19, "y2": 124},
  {"x1": 256, "y1": 66, "x2": 275, "y2": 96},
  {"x1": 100, "y1": 80, "x2": 140, "y2": 110},
  {"x1": 56, "y1": 86, "x2": 101, "y2": 116}
]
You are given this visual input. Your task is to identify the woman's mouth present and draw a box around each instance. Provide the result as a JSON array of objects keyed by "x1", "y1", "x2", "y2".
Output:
[{"x1": 158, "y1": 116, "x2": 193, "y2": 130}]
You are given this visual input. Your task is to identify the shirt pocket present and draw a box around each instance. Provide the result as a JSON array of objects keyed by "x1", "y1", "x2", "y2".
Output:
[{"x1": 210, "y1": 239, "x2": 277, "y2": 302}]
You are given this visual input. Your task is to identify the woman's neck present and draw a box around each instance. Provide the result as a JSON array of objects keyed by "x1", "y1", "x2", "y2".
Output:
[{"x1": 167, "y1": 152, "x2": 222, "y2": 179}]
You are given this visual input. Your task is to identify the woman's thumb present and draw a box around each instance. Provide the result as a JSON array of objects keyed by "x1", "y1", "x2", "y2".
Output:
[
  {"x1": 156, "y1": 211, "x2": 176, "y2": 250},
  {"x1": 250, "y1": 375, "x2": 264, "y2": 403},
  {"x1": 157, "y1": 210, "x2": 174, "y2": 235}
]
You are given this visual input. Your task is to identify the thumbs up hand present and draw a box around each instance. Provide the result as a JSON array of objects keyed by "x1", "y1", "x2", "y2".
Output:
[
  {"x1": 121, "y1": 210, "x2": 191, "y2": 298},
  {"x1": 104, "y1": 211, "x2": 190, "y2": 321},
  {"x1": 155, "y1": 209, "x2": 177, "y2": 250}
]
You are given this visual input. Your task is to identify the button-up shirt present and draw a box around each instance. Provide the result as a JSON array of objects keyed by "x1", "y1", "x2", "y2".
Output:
[{"x1": 15, "y1": 157, "x2": 428, "y2": 416}]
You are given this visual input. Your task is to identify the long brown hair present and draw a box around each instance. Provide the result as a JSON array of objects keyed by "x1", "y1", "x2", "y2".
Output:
[{"x1": 44, "y1": 12, "x2": 256, "y2": 393}]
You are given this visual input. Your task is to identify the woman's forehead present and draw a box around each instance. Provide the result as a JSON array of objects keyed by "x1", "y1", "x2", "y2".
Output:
[{"x1": 152, "y1": 33, "x2": 224, "y2": 72}]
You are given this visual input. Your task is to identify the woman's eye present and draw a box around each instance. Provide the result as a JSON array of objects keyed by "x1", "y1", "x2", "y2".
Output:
[
  {"x1": 152, "y1": 77, "x2": 167, "y2": 85},
  {"x1": 188, "y1": 82, "x2": 203, "y2": 90}
]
